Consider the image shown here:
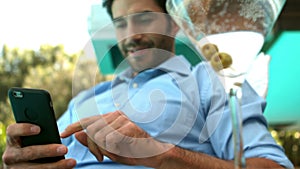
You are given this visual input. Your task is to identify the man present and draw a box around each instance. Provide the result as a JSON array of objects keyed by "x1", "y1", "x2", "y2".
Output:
[{"x1": 2, "y1": 0, "x2": 294, "y2": 169}]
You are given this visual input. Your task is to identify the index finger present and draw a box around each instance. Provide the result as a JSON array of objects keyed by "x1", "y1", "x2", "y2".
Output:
[
  {"x1": 60, "y1": 115, "x2": 102, "y2": 138},
  {"x1": 6, "y1": 123, "x2": 41, "y2": 137},
  {"x1": 6, "y1": 123, "x2": 40, "y2": 146},
  {"x1": 60, "y1": 112, "x2": 122, "y2": 138}
]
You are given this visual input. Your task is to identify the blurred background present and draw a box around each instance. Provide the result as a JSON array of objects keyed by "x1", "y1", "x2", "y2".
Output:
[{"x1": 0, "y1": 0, "x2": 299, "y2": 167}]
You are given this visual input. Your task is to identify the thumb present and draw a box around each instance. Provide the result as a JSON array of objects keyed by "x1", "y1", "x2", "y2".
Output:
[{"x1": 75, "y1": 131, "x2": 88, "y2": 146}]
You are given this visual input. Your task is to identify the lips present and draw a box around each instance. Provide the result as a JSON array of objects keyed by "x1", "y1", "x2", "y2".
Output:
[
  {"x1": 126, "y1": 46, "x2": 152, "y2": 58},
  {"x1": 123, "y1": 40, "x2": 154, "y2": 58},
  {"x1": 128, "y1": 48, "x2": 148, "y2": 57}
]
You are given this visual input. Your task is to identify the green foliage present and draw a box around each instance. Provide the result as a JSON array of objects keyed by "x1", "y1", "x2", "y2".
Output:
[
  {"x1": 270, "y1": 129, "x2": 300, "y2": 167},
  {"x1": 0, "y1": 44, "x2": 106, "y2": 166},
  {"x1": 22, "y1": 45, "x2": 79, "y2": 118}
]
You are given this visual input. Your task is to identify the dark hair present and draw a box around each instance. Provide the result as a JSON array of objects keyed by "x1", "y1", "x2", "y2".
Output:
[{"x1": 102, "y1": 0, "x2": 167, "y2": 18}]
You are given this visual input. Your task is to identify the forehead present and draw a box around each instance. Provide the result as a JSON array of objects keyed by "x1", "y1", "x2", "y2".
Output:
[{"x1": 111, "y1": 0, "x2": 164, "y2": 19}]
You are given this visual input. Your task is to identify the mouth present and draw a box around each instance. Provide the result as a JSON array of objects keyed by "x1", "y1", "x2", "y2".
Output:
[{"x1": 126, "y1": 47, "x2": 150, "y2": 59}]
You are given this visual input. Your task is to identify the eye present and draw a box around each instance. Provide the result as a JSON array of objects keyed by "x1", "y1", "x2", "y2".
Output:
[
  {"x1": 114, "y1": 20, "x2": 127, "y2": 29},
  {"x1": 134, "y1": 13, "x2": 156, "y2": 25},
  {"x1": 136, "y1": 16, "x2": 153, "y2": 24}
]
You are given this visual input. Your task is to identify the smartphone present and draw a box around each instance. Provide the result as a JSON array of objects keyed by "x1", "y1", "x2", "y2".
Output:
[{"x1": 8, "y1": 87, "x2": 65, "y2": 163}]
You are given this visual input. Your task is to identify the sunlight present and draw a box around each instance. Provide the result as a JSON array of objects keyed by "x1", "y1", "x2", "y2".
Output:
[{"x1": 0, "y1": 0, "x2": 102, "y2": 53}]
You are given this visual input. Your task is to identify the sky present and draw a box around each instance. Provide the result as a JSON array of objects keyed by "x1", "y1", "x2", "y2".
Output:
[{"x1": 0, "y1": 0, "x2": 102, "y2": 53}]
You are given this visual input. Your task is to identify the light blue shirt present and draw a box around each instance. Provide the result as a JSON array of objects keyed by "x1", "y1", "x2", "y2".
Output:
[{"x1": 57, "y1": 56, "x2": 294, "y2": 169}]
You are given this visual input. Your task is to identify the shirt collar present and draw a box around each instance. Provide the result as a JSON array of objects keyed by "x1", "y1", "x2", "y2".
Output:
[
  {"x1": 112, "y1": 55, "x2": 192, "y2": 85},
  {"x1": 156, "y1": 55, "x2": 192, "y2": 76}
]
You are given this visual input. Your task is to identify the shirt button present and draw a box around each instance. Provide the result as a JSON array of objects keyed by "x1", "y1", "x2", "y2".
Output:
[
  {"x1": 132, "y1": 83, "x2": 138, "y2": 88},
  {"x1": 114, "y1": 103, "x2": 120, "y2": 107}
]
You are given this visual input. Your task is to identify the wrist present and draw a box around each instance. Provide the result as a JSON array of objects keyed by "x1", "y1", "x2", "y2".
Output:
[{"x1": 155, "y1": 146, "x2": 181, "y2": 169}]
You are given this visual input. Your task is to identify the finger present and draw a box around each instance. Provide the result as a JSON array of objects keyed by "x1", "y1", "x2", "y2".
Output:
[
  {"x1": 6, "y1": 123, "x2": 40, "y2": 146},
  {"x1": 118, "y1": 121, "x2": 149, "y2": 138},
  {"x1": 85, "y1": 112, "x2": 124, "y2": 139},
  {"x1": 91, "y1": 115, "x2": 128, "y2": 148},
  {"x1": 3, "y1": 144, "x2": 68, "y2": 164},
  {"x1": 91, "y1": 111, "x2": 128, "y2": 134},
  {"x1": 96, "y1": 148, "x2": 122, "y2": 164},
  {"x1": 60, "y1": 121, "x2": 83, "y2": 138},
  {"x1": 75, "y1": 131, "x2": 88, "y2": 147},
  {"x1": 61, "y1": 111, "x2": 125, "y2": 138},
  {"x1": 105, "y1": 122, "x2": 166, "y2": 158},
  {"x1": 96, "y1": 145, "x2": 138, "y2": 167},
  {"x1": 81, "y1": 112, "x2": 119, "y2": 127},
  {"x1": 105, "y1": 123, "x2": 138, "y2": 154},
  {"x1": 6, "y1": 123, "x2": 40, "y2": 137},
  {"x1": 4, "y1": 159, "x2": 76, "y2": 169},
  {"x1": 86, "y1": 123, "x2": 112, "y2": 149},
  {"x1": 60, "y1": 115, "x2": 101, "y2": 138},
  {"x1": 100, "y1": 111, "x2": 127, "y2": 125},
  {"x1": 87, "y1": 137, "x2": 104, "y2": 162}
]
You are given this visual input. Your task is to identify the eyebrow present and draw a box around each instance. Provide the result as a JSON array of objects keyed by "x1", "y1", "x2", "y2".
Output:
[{"x1": 113, "y1": 11, "x2": 155, "y2": 21}]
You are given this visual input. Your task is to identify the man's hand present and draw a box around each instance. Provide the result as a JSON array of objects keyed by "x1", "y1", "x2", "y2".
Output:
[
  {"x1": 2, "y1": 123, "x2": 76, "y2": 169},
  {"x1": 61, "y1": 110, "x2": 173, "y2": 168}
]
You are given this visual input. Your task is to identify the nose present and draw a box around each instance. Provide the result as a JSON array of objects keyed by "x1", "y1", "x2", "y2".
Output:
[
  {"x1": 123, "y1": 21, "x2": 143, "y2": 43},
  {"x1": 127, "y1": 33, "x2": 142, "y2": 42}
]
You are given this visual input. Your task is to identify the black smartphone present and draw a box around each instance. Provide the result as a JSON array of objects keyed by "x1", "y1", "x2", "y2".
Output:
[{"x1": 8, "y1": 87, "x2": 65, "y2": 163}]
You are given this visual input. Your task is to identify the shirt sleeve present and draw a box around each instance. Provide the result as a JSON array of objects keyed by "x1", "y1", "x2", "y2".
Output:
[
  {"x1": 57, "y1": 81, "x2": 112, "y2": 147},
  {"x1": 209, "y1": 81, "x2": 294, "y2": 169}
]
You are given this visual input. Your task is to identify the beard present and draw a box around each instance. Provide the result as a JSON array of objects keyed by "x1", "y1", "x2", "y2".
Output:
[{"x1": 119, "y1": 34, "x2": 174, "y2": 73}]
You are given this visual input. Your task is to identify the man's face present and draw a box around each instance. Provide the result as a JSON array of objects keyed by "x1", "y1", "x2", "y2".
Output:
[{"x1": 111, "y1": 0, "x2": 178, "y2": 73}]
